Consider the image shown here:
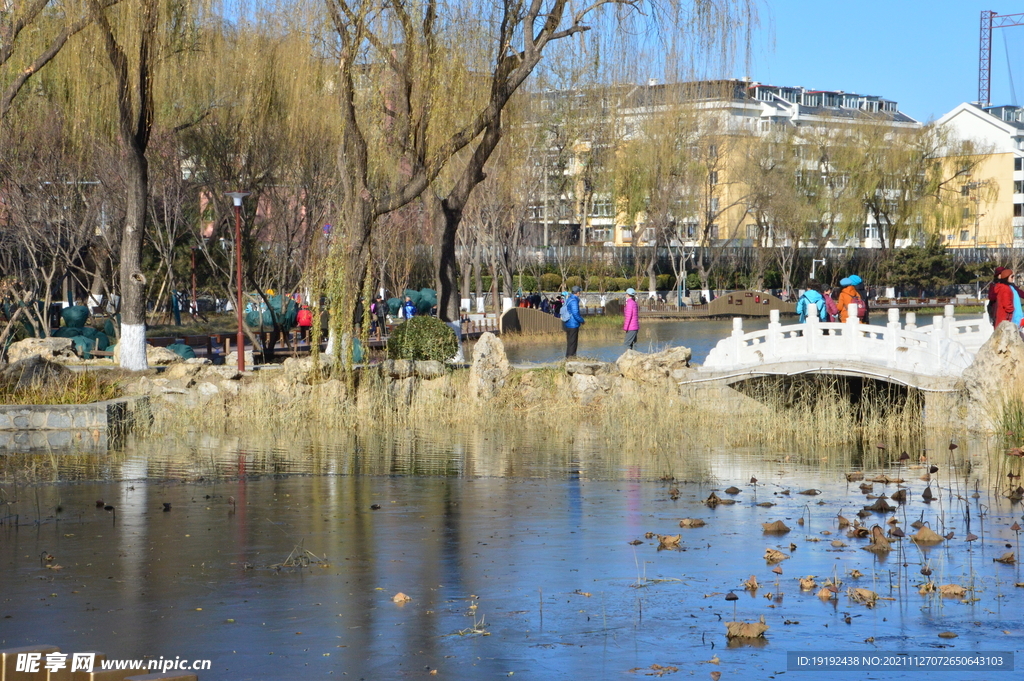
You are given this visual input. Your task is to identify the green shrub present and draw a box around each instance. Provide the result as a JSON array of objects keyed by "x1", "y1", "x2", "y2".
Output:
[
  {"x1": 387, "y1": 316, "x2": 458, "y2": 362},
  {"x1": 514, "y1": 275, "x2": 537, "y2": 292},
  {"x1": 539, "y1": 273, "x2": 561, "y2": 291},
  {"x1": 656, "y1": 274, "x2": 675, "y2": 290},
  {"x1": 565, "y1": 276, "x2": 582, "y2": 291}
]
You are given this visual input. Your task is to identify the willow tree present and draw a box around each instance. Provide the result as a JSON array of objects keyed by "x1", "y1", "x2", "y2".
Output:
[
  {"x1": 847, "y1": 120, "x2": 991, "y2": 256},
  {"x1": 429, "y1": 1, "x2": 757, "y2": 326},
  {"x1": 0, "y1": 0, "x2": 116, "y2": 120}
]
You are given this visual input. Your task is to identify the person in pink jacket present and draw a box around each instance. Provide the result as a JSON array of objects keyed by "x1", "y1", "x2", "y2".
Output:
[{"x1": 623, "y1": 288, "x2": 640, "y2": 350}]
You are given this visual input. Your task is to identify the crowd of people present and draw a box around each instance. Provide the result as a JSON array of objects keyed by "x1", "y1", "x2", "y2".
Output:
[
  {"x1": 298, "y1": 265, "x2": 1024, "y2": 364},
  {"x1": 796, "y1": 275, "x2": 871, "y2": 324}
]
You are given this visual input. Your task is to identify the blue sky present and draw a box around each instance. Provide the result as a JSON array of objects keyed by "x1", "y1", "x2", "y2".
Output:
[{"x1": 748, "y1": 1, "x2": 1024, "y2": 122}]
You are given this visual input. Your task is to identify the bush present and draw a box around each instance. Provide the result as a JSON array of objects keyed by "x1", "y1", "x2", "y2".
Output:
[
  {"x1": 656, "y1": 274, "x2": 675, "y2": 291},
  {"x1": 565, "y1": 276, "x2": 582, "y2": 291},
  {"x1": 514, "y1": 275, "x2": 537, "y2": 292},
  {"x1": 539, "y1": 273, "x2": 561, "y2": 291},
  {"x1": 387, "y1": 316, "x2": 458, "y2": 362},
  {"x1": 604, "y1": 277, "x2": 624, "y2": 291}
]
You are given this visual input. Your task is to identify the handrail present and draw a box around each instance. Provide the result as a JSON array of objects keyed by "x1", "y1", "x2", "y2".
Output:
[{"x1": 702, "y1": 305, "x2": 988, "y2": 378}]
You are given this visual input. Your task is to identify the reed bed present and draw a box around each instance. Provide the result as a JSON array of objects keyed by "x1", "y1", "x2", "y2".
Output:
[
  {"x1": 145, "y1": 362, "x2": 942, "y2": 479},
  {"x1": 0, "y1": 371, "x2": 125, "y2": 405}
]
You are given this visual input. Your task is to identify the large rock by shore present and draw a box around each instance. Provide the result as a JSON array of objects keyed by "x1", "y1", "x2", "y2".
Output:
[
  {"x1": 962, "y1": 321, "x2": 1024, "y2": 431},
  {"x1": 468, "y1": 333, "x2": 511, "y2": 401},
  {"x1": 7, "y1": 337, "x2": 77, "y2": 364},
  {"x1": 616, "y1": 346, "x2": 693, "y2": 387}
]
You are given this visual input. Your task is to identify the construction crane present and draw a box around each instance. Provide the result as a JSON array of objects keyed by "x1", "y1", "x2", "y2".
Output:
[{"x1": 979, "y1": 10, "x2": 1024, "y2": 107}]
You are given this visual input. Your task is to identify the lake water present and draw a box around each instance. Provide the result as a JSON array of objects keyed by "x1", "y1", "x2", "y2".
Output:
[
  {"x1": 502, "y1": 315, "x2": 905, "y2": 365},
  {"x1": 1, "y1": 426, "x2": 1021, "y2": 680},
  {"x1": 504, "y1": 318, "x2": 771, "y2": 365}
]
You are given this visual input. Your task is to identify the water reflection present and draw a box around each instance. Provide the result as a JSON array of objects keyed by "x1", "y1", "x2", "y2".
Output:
[{"x1": 1, "y1": 432, "x2": 1022, "y2": 679}]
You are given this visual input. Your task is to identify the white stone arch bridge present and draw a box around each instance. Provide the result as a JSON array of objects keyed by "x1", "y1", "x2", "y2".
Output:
[{"x1": 688, "y1": 305, "x2": 991, "y2": 394}]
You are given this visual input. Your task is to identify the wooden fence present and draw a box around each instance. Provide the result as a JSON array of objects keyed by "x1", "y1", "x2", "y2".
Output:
[{"x1": 500, "y1": 308, "x2": 565, "y2": 334}]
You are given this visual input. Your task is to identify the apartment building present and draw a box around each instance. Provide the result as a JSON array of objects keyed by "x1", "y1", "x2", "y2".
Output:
[
  {"x1": 526, "y1": 79, "x2": 921, "y2": 249},
  {"x1": 935, "y1": 102, "x2": 1024, "y2": 248}
]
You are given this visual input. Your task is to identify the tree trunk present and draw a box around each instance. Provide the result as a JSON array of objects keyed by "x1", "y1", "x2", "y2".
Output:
[
  {"x1": 119, "y1": 150, "x2": 150, "y2": 370},
  {"x1": 431, "y1": 194, "x2": 462, "y2": 323},
  {"x1": 433, "y1": 116, "x2": 501, "y2": 325}
]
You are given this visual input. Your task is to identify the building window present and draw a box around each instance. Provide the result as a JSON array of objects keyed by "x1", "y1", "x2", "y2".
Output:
[
  {"x1": 1016, "y1": 204, "x2": 1024, "y2": 217},
  {"x1": 1016, "y1": 180, "x2": 1024, "y2": 194},
  {"x1": 746, "y1": 224, "x2": 759, "y2": 238},
  {"x1": 863, "y1": 225, "x2": 878, "y2": 240},
  {"x1": 947, "y1": 234, "x2": 954, "y2": 240},
  {"x1": 1016, "y1": 157, "x2": 1023, "y2": 171},
  {"x1": 709, "y1": 224, "x2": 719, "y2": 239},
  {"x1": 962, "y1": 207, "x2": 971, "y2": 220},
  {"x1": 1016, "y1": 225, "x2": 1024, "y2": 239},
  {"x1": 591, "y1": 199, "x2": 614, "y2": 218},
  {"x1": 708, "y1": 171, "x2": 719, "y2": 185},
  {"x1": 641, "y1": 228, "x2": 655, "y2": 242},
  {"x1": 960, "y1": 230, "x2": 970, "y2": 241},
  {"x1": 710, "y1": 197, "x2": 720, "y2": 214},
  {"x1": 683, "y1": 223, "x2": 697, "y2": 239}
]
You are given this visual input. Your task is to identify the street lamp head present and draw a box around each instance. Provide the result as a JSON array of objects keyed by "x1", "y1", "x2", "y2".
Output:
[{"x1": 225, "y1": 191, "x2": 250, "y2": 207}]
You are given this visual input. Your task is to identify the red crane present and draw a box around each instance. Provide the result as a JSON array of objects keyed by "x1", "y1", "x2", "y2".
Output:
[{"x1": 979, "y1": 10, "x2": 1024, "y2": 107}]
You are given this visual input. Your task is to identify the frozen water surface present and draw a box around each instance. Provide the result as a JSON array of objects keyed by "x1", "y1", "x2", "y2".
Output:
[{"x1": 1, "y1": 427, "x2": 1022, "y2": 680}]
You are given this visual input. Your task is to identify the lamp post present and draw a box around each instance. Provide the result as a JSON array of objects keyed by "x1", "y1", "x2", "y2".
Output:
[
  {"x1": 226, "y1": 191, "x2": 250, "y2": 372},
  {"x1": 190, "y1": 246, "x2": 198, "y2": 319},
  {"x1": 810, "y1": 258, "x2": 826, "y2": 280}
]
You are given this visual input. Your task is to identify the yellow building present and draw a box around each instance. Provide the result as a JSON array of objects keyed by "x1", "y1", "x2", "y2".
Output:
[
  {"x1": 936, "y1": 103, "x2": 1024, "y2": 248},
  {"x1": 531, "y1": 79, "x2": 923, "y2": 250}
]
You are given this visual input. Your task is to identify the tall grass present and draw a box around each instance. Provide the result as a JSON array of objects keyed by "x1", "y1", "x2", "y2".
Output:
[
  {"x1": 148, "y1": 362, "x2": 936, "y2": 480},
  {"x1": 0, "y1": 371, "x2": 124, "y2": 405}
]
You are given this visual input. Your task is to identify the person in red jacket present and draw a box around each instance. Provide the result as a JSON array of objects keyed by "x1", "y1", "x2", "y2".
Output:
[
  {"x1": 296, "y1": 304, "x2": 313, "y2": 342},
  {"x1": 988, "y1": 267, "x2": 1017, "y2": 327}
]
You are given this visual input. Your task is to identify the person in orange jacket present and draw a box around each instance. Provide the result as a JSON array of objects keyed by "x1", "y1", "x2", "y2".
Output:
[{"x1": 837, "y1": 277, "x2": 865, "y2": 323}]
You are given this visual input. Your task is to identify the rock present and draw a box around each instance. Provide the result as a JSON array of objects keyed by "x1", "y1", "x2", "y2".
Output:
[
  {"x1": 163, "y1": 363, "x2": 204, "y2": 381},
  {"x1": 185, "y1": 357, "x2": 212, "y2": 365},
  {"x1": 218, "y1": 380, "x2": 241, "y2": 396},
  {"x1": 148, "y1": 346, "x2": 184, "y2": 365},
  {"x1": 6, "y1": 337, "x2": 77, "y2": 364},
  {"x1": 569, "y1": 372, "x2": 617, "y2": 405},
  {"x1": 0, "y1": 355, "x2": 72, "y2": 390},
  {"x1": 200, "y1": 366, "x2": 243, "y2": 381},
  {"x1": 616, "y1": 346, "x2": 693, "y2": 386},
  {"x1": 963, "y1": 321, "x2": 1024, "y2": 431},
  {"x1": 411, "y1": 360, "x2": 445, "y2": 379},
  {"x1": 381, "y1": 359, "x2": 446, "y2": 380},
  {"x1": 196, "y1": 381, "x2": 221, "y2": 401},
  {"x1": 113, "y1": 343, "x2": 185, "y2": 366},
  {"x1": 468, "y1": 333, "x2": 511, "y2": 401},
  {"x1": 282, "y1": 356, "x2": 317, "y2": 384},
  {"x1": 564, "y1": 360, "x2": 612, "y2": 376},
  {"x1": 224, "y1": 350, "x2": 255, "y2": 369}
]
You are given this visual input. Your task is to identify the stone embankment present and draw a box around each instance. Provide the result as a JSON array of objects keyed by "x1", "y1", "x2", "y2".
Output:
[{"x1": 5, "y1": 324, "x2": 1024, "y2": 434}]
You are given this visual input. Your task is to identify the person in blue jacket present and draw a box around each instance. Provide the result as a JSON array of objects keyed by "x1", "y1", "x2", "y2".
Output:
[
  {"x1": 402, "y1": 296, "x2": 416, "y2": 319},
  {"x1": 563, "y1": 285, "x2": 585, "y2": 358},
  {"x1": 796, "y1": 285, "x2": 828, "y2": 323}
]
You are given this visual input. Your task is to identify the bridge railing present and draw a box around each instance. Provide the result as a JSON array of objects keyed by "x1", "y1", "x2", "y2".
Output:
[
  {"x1": 702, "y1": 305, "x2": 986, "y2": 377},
  {"x1": 908, "y1": 304, "x2": 993, "y2": 354}
]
